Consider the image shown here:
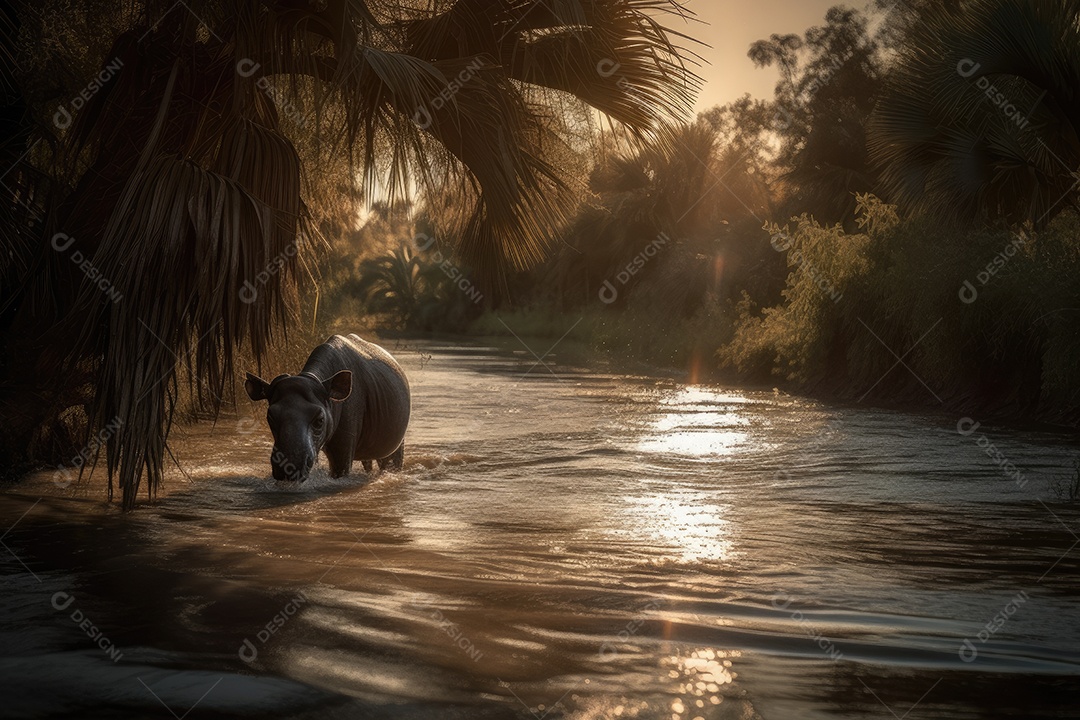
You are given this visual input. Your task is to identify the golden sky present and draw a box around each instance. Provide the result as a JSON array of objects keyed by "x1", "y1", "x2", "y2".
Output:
[{"x1": 678, "y1": 0, "x2": 859, "y2": 111}]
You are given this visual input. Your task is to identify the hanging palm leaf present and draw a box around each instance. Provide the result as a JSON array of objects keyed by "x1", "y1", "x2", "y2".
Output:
[
  {"x1": 0, "y1": 0, "x2": 700, "y2": 507},
  {"x1": 870, "y1": 0, "x2": 1080, "y2": 227}
]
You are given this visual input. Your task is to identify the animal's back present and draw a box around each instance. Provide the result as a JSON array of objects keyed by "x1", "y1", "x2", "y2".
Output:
[
  {"x1": 338, "y1": 335, "x2": 407, "y2": 376},
  {"x1": 308, "y1": 334, "x2": 410, "y2": 459}
]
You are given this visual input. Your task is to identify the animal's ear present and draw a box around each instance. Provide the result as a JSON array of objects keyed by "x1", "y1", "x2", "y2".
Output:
[
  {"x1": 245, "y1": 372, "x2": 272, "y2": 402},
  {"x1": 326, "y1": 370, "x2": 352, "y2": 402}
]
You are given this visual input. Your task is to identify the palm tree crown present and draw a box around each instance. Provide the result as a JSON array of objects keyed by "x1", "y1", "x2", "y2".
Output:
[
  {"x1": 0, "y1": 0, "x2": 700, "y2": 507},
  {"x1": 870, "y1": 0, "x2": 1080, "y2": 227}
]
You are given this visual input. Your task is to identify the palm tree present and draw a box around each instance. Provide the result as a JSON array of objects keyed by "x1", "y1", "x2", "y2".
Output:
[
  {"x1": 355, "y1": 244, "x2": 425, "y2": 328},
  {"x1": 543, "y1": 118, "x2": 774, "y2": 313},
  {"x1": 355, "y1": 241, "x2": 484, "y2": 331},
  {"x1": 870, "y1": 0, "x2": 1080, "y2": 227},
  {"x1": 0, "y1": 0, "x2": 700, "y2": 507}
]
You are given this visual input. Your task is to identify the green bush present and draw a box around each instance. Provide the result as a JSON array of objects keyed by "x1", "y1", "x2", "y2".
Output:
[{"x1": 721, "y1": 196, "x2": 1080, "y2": 421}]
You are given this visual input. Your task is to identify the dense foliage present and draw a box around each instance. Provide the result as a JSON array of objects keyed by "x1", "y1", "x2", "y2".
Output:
[
  {"x1": 4, "y1": 0, "x2": 1078, "y2": 507},
  {"x1": 0, "y1": 0, "x2": 699, "y2": 505},
  {"x1": 348, "y1": 0, "x2": 1079, "y2": 425}
]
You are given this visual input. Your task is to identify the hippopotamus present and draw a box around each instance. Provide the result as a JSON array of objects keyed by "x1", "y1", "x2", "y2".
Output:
[{"x1": 244, "y1": 334, "x2": 410, "y2": 482}]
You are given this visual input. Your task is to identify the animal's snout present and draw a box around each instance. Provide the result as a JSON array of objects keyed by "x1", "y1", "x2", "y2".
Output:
[{"x1": 271, "y1": 446, "x2": 313, "y2": 482}]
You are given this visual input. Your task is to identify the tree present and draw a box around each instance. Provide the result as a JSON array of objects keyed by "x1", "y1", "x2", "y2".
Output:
[
  {"x1": 355, "y1": 244, "x2": 425, "y2": 328},
  {"x1": 750, "y1": 6, "x2": 884, "y2": 227},
  {"x1": 0, "y1": 0, "x2": 699, "y2": 507},
  {"x1": 870, "y1": 0, "x2": 1080, "y2": 227},
  {"x1": 543, "y1": 117, "x2": 775, "y2": 314}
]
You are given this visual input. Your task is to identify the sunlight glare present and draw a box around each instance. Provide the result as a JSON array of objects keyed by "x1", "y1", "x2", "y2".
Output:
[
  {"x1": 622, "y1": 494, "x2": 734, "y2": 563},
  {"x1": 638, "y1": 388, "x2": 752, "y2": 458}
]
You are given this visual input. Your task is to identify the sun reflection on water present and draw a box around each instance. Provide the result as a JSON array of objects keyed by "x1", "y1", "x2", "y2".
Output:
[
  {"x1": 621, "y1": 494, "x2": 734, "y2": 563},
  {"x1": 664, "y1": 648, "x2": 738, "y2": 718},
  {"x1": 637, "y1": 388, "x2": 752, "y2": 458}
]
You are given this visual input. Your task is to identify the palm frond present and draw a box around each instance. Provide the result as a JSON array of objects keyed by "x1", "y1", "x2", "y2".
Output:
[
  {"x1": 870, "y1": 0, "x2": 1080, "y2": 226},
  {"x1": 2, "y1": 0, "x2": 702, "y2": 507},
  {"x1": 78, "y1": 152, "x2": 306, "y2": 507}
]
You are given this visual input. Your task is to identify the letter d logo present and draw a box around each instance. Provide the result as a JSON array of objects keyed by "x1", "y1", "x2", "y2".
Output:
[
  {"x1": 413, "y1": 105, "x2": 433, "y2": 130},
  {"x1": 53, "y1": 106, "x2": 72, "y2": 129},
  {"x1": 51, "y1": 592, "x2": 75, "y2": 611},
  {"x1": 598, "y1": 280, "x2": 618, "y2": 305},
  {"x1": 959, "y1": 280, "x2": 978, "y2": 305},
  {"x1": 957, "y1": 59, "x2": 981, "y2": 78},
  {"x1": 956, "y1": 418, "x2": 981, "y2": 436},
  {"x1": 52, "y1": 465, "x2": 74, "y2": 489},
  {"x1": 412, "y1": 233, "x2": 436, "y2": 252},
  {"x1": 239, "y1": 638, "x2": 258, "y2": 663},
  {"x1": 52, "y1": 233, "x2": 75, "y2": 252},
  {"x1": 239, "y1": 281, "x2": 258, "y2": 304},
  {"x1": 771, "y1": 591, "x2": 793, "y2": 611},
  {"x1": 771, "y1": 233, "x2": 793, "y2": 252},
  {"x1": 773, "y1": 106, "x2": 793, "y2": 131},
  {"x1": 236, "y1": 59, "x2": 261, "y2": 78},
  {"x1": 597, "y1": 59, "x2": 621, "y2": 78},
  {"x1": 959, "y1": 639, "x2": 978, "y2": 663}
]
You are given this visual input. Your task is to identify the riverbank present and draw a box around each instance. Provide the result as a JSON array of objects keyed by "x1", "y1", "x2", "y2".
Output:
[
  {"x1": 380, "y1": 309, "x2": 1080, "y2": 434},
  {"x1": 334, "y1": 199, "x2": 1080, "y2": 434}
]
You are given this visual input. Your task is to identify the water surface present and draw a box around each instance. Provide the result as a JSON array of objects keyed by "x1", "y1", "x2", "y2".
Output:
[{"x1": 1, "y1": 339, "x2": 1078, "y2": 718}]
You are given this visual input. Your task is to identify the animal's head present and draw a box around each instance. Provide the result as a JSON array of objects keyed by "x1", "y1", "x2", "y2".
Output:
[{"x1": 244, "y1": 370, "x2": 352, "y2": 482}]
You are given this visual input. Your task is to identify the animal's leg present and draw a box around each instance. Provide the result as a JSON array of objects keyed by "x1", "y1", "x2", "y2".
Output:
[
  {"x1": 325, "y1": 446, "x2": 353, "y2": 479},
  {"x1": 377, "y1": 443, "x2": 404, "y2": 472},
  {"x1": 362, "y1": 460, "x2": 373, "y2": 473}
]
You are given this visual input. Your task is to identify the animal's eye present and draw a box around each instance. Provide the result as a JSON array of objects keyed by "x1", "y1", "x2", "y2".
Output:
[{"x1": 312, "y1": 415, "x2": 324, "y2": 430}]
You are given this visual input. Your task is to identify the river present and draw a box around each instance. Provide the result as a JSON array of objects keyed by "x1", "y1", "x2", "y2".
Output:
[{"x1": 1, "y1": 339, "x2": 1078, "y2": 719}]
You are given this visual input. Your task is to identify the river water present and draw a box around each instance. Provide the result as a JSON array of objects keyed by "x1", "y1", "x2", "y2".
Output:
[{"x1": 1, "y1": 339, "x2": 1078, "y2": 719}]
